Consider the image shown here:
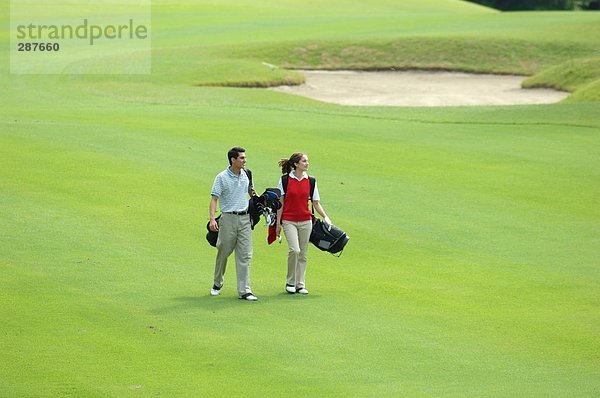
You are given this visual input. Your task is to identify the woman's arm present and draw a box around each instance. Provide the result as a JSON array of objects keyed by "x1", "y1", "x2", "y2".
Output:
[
  {"x1": 312, "y1": 200, "x2": 331, "y2": 225},
  {"x1": 275, "y1": 195, "x2": 285, "y2": 236}
]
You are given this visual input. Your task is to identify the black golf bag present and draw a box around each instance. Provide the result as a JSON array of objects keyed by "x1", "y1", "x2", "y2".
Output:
[{"x1": 309, "y1": 218, "x2": 349, "y2": 256}]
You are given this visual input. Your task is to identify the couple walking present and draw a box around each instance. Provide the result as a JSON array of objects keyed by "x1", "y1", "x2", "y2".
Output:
[{"x1": 208, "y1": 147, "x2": 331, "y2": 301}]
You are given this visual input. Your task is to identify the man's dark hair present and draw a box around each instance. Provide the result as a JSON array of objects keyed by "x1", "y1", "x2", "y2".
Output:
[{"x1": 228, "y1": 147, "x2": 246, "y2": 165}]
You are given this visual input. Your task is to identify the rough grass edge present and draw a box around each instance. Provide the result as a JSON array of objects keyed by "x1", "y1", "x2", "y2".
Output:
[{"x1": 195, "y1": 74, "x2": 305, "y2": 88}]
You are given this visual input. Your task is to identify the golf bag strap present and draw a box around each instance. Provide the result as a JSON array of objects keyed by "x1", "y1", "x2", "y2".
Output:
[{"x1": 243, "y1": 168, "x2": 254, "y2": 196}]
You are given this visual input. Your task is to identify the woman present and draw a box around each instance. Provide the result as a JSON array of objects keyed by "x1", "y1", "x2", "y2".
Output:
[{"x1": 276, "y1": 153, "x2": 331, "y2": 294}]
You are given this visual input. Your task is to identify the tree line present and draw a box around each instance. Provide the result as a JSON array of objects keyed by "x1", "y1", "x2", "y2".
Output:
[{"x1": 463, "y1": 0, "x2": 599, "y2": 10}]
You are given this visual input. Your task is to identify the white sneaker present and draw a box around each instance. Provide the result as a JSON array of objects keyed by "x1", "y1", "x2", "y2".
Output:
[
  {"x1": 210, "y1": 285, "x2": 221, "y2": 296},
  {"x1": 240, "y1": 293, "x2": 258, "y2": 301},
  {"x1": 296, "y1": 288, "x2": 309, "y2": 295},
  {"x1": 285, "y1": 285, "x2": 296, "y2": 294}
]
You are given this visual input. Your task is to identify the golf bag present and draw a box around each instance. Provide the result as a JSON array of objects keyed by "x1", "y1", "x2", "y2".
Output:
[
  {"x1": 249, "y1": 188, "x2": 282, "y2": 229},
  {"x1": 310, "y1": 217, "x2": 349, "y2": 256}
]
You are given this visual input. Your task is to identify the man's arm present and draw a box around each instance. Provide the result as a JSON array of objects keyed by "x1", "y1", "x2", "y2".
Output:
[{"x1": 209, "y1": 195, "x2": 219, "y2": 231}]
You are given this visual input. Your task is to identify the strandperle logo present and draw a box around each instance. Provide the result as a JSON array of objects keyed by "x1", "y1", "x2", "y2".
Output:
[
  {"x1": 10, "y1": 0, "x2": 151, "y2": 74},
  {"x1": 16, "y1": 18, "x2": 149, "y2": 46}
]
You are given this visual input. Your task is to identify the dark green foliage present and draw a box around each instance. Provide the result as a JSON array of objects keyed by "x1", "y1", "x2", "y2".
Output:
[
  {"x1": 464, "y1": 0, "x2": 577, "y2": 10},
  {"x1": 578, "y1": 0, "x2": 600, "y2": 9}
]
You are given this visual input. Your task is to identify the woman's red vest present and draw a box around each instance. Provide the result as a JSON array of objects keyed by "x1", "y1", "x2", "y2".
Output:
[{"x1": 282, "y1": 177, "x2": 312, "y2": 222}]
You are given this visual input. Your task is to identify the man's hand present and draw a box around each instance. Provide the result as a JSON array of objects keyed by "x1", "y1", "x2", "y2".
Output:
[{"x1": 209, "y1": 219, "x2": 219, "y2": 232}]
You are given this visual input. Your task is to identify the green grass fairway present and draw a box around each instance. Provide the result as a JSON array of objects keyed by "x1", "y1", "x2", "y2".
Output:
[{"x1": 1, "y1": 0, "x2": 599, "y2": 396}]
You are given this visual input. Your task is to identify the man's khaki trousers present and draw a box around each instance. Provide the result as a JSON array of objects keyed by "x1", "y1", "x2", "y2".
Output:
[{"x1": 214, "y1": 213, "x2": 253, "y2": 296}]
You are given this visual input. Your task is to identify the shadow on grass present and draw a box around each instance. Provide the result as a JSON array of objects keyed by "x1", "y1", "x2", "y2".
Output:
[{"x1": 151, "y1": 292, "x2": 321, "y2": 314}]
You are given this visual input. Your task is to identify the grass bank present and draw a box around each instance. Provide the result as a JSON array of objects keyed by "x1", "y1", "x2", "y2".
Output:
[
  {"x1": 524, "y1": 57, "x2": 600, "y2": 101},
  {"x1": 223, "y1": 37, "x2": 598, "y2": 75}
]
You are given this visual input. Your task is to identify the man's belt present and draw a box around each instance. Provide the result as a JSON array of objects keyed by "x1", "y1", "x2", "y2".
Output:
[{"x1": 225, "y1": 210, "x2": 248, "y2": 215}]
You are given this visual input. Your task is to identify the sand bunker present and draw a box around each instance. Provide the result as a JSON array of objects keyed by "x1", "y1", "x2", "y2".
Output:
[{"x1": 269, "y1": 70, "x2": 568, "y2": 106}]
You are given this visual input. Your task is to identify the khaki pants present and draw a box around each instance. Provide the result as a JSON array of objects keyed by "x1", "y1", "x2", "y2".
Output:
[
  {"x1": 282, "y1": 220, "x2": 312, "y2": 289},
  {"x1": 214, "y1": 213, "x2": 253, "y2": 296}
]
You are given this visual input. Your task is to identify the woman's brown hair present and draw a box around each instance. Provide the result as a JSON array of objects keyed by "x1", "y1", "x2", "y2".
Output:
[{"x1": 278, "y1": 152, "x2": 305, "y2": 175}]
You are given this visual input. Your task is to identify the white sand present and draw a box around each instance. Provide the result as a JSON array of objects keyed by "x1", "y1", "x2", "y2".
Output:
[{"x1": 268, "y1": 70, "x2": 568, "y2": 107}]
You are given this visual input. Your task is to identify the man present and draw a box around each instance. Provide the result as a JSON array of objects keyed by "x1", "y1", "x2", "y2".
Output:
[{"x1": 209, "y1": 147, "x2": 258, "y2": 301}]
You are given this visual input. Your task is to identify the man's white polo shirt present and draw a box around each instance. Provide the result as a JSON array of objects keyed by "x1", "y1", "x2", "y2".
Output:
[{"x1": 211, "y1": 168, "x2": 252, "y2": 212}]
